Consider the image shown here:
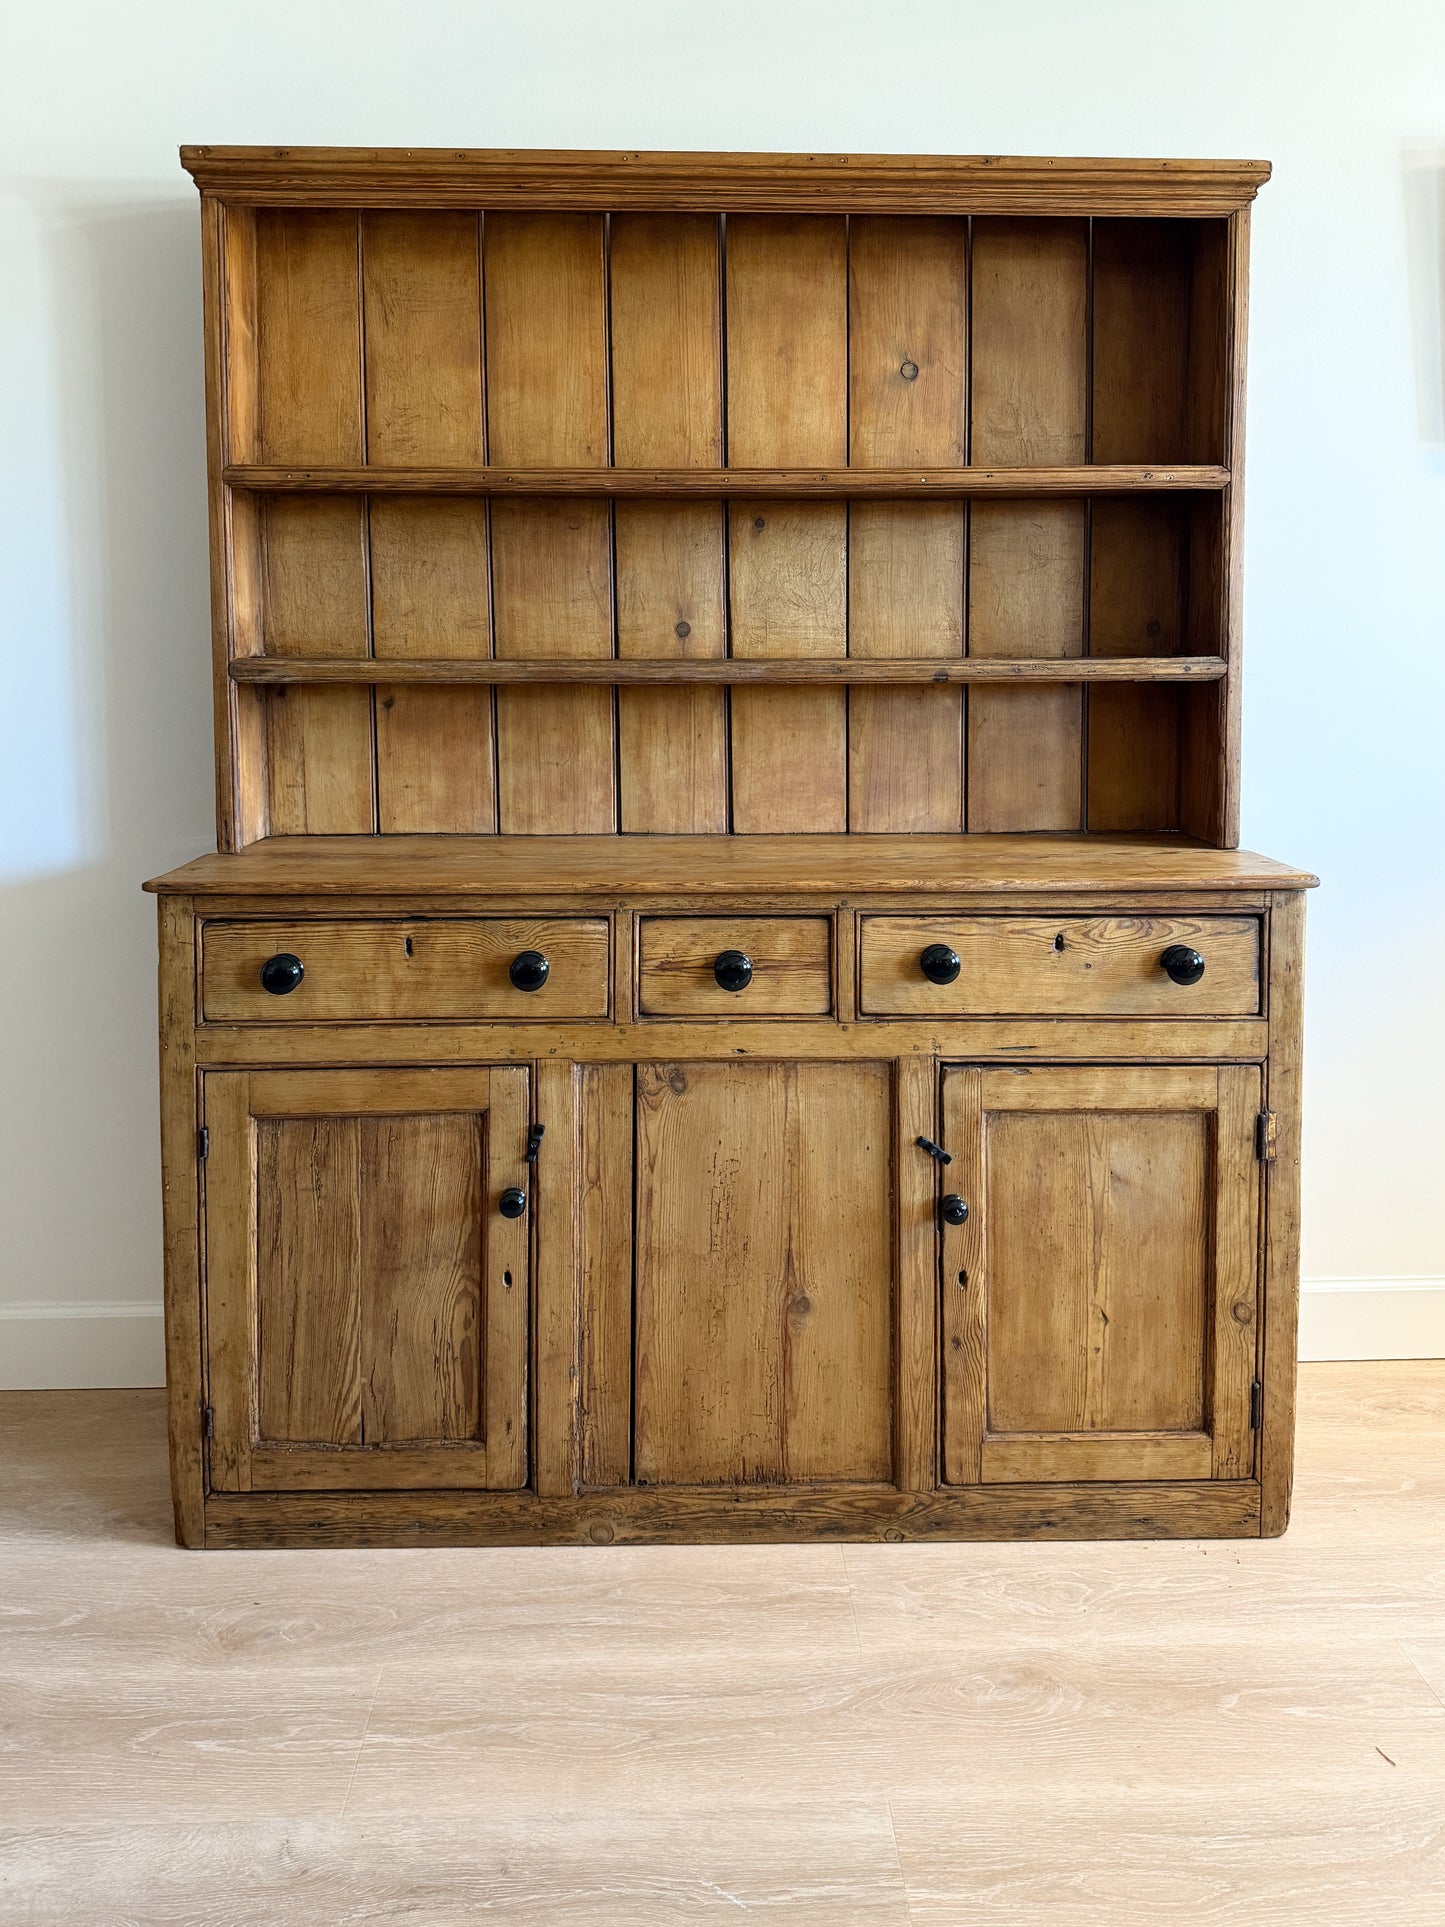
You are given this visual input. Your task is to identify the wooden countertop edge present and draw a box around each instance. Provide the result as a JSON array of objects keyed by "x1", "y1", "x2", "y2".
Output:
[{"x1": 144, "y1": 836, "x2": 1320, "y2": 897}]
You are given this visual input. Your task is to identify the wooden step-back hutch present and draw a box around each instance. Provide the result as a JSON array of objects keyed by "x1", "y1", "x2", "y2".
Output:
[{"x1": 147, "y1": 146, "x2": 1314, "y2": 1548}]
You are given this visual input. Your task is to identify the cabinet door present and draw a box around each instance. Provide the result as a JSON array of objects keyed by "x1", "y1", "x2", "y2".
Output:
[
  {"x1": 203, "y1": 1067, "x2": 530, "y2": 1492},
  {"x1": 941, "y1": 1064, "x2": 1260, "y2": 1484},
  {"x1": 634, "y1": 1061, "x2": 895, "y2": 1484}
]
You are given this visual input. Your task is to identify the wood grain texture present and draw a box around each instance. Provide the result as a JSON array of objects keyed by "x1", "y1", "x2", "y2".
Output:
[
  {"x1": 254, "y1": 209, "x2": 362, "y2": 465},
  {"x1": 533, "y1": 1060, "x2": 580, "y2": 1498},
  {"x1": 255, "y1": 1113, "x2": 364, "y2": 1446},
  {"x1": 637, "y1": 916, "x2": 832, "y2": 1017},
  {"x1": 201, "y1": 917, "x2": 610, "y2": 1022},
  {"x1": 360, "y1": 215, "x2": 492, "y2": 833},
  {"x1": 726, "y1": 216, "x2": 848, "y2": 833},
  {"x1": 1261, "y1": 890, "x2": 1307, "y2": 1533},
  {"x1": 968, "y1": 221, "x2": 1089, "y2": 833},
  {"x1": 149, "y1": 833, "x2": 1319, "y2": 898},
  {"x1": 967, "y1": 501, "x2": 1085, "y2": 831},
  {"x1": 156, "y1": 898, "x2": 204, "y2": 1545},
  {"x1": 358, "y1": 1113, "x2": 483, "y2": 1443},
  {"x1": 229, "y1": 462, "x2": 1228, "y2": 496},
  {"x1": 634, "y1": 1061, "x2": 894, "y2": 1484},
  {"x1": 576, "y1": 1063, "x2": 633, "y2": 1487},
  {"x1": 201, "y1": 1068, "x2": 525, "y2": 1492},
  {"x1": 236, "y1": 654, "x2": 1224, "y2": 687},
  {"x1": 610, "y1": 217, "x2": 727, "y2": 831},
  {"x1": 858, "y1": 913, "x2": 1260, "y2": 1016},
  {"x1": 485, "y1": 214, "x2": 614, "y2": 833},
  {"x1": 183, "y1": 145, "x2": 1273, "y2": 215}
]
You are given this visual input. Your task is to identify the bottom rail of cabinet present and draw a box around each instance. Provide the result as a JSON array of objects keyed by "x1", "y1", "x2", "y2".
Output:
[{"x1": 195, "y1": 1479, "x2": 1266, "y2": 1549}]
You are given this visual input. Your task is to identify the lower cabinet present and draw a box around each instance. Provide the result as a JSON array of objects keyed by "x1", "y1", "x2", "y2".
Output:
[
  {"x1": 939, "y1": 1063, "x2": 1262, "y2": 1485},
  {"x1": 193, "y1": 1052, "x2": 1266, "y2": 1511},
  {"x1": 201, "y1": 1067, "x2": 531, "y2": 1492}
]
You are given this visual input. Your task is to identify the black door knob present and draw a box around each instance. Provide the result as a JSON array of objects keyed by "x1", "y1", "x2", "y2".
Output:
[
  {"x1": 920, "y1": 943, "x2": 961, "y2": 986},
  {"x1": 941, "y1": 1194, "x2": 969, "y2": 1226},
  {"x1": 259, "y1": 952, "x2": 304, "y2": 996},
  {"x1": 1159, "y1": 944, "x2": 1206, "y2": 986},
  {"x1": 498, "y1": 1186, "x2": 527, "y2": 1219},
  {"x1": 714, "y1": 949, "x2": 753, "y2": 993},
  {"x1": 509, "y1": 950, "x2": 550, "y2": 993}
]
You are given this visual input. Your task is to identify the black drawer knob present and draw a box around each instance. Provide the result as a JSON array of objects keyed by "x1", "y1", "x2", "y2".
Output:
[
  {"x1": 941, "y1": 1194, "x2": 970, "y2": 1227},
  {"x1": 259, "y1": 952, "x2": 304, "y2": 996},
  {"x1": 498, "y1": 1186, "x2": 527, "y2": 1220},
  {"x1": 920, "y1": 943, "x2": 961, "y2": 986},
  {"x1": 714, "y1": 949, "x2": 753, "y2": 993},
  {"x1": 509, "y1": 950, "x2": 550, "y2": 993},
  {"x1": 1159, "y1": 944, "x2": 1206, "y2": 987}
]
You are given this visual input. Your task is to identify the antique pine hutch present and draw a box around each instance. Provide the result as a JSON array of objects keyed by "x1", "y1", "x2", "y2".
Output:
[{"x1": 146, "y1": 146, "x2": 1314, "y2": 1547}]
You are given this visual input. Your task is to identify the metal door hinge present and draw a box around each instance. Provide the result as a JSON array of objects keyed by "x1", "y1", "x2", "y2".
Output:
[
  {"x1": 1250, "y1": 1380, "x2": 1263, "y2": 1431},
  {"x1": 197, "y1": 1125, "x2": 210, "y2": 1162},
  {"x1": 202, "y1": 1403, "x2": 214, "y2": 1440},
  {"x1": 1255, "y1": 1111, "x2": 1277, "y2": 1164}
]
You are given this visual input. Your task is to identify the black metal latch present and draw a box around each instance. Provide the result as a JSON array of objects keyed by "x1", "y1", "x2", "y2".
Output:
[
  {"x1": 916, "y1": 1135, "x2": 952, "y2": 1166},
  {"x1": 525, "y1": 1123, "x2": 545, "y2": 1166}
]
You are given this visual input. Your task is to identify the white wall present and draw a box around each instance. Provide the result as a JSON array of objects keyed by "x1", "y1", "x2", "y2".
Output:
[{"x1": 2, "y1": 0, "x2": 1442, "y2": 1386}]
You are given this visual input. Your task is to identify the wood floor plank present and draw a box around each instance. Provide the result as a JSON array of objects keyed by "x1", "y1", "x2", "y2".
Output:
[
  {"x1": 0, "y1": 1808, "x2": 912, "y2": 1924},
  {"x1": 890, "y1": 1785, "x2": 1445, "y2": 1924},
  {"x1": 2, "y1": 1364, "x2": 1445, "y2": 1915}
]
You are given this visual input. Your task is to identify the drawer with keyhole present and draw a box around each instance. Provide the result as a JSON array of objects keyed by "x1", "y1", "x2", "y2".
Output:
[
  {"x1": 858, "y1": 915, "x2": 1261, "y2": 1016},
  {"x1": 200, "y1": 919, "x2": 611, "y2": 1021}
]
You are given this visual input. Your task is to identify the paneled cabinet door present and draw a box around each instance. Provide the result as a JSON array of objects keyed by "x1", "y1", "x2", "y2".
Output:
[
  {"x1": 633, "y1": 1061, "x2": 897, "y2": 1485},
  {"x1": 202, "y1": 1067, "x2": 530, "y2": 1492},
  {"x1": 940, "y1": 1064, "x2": 1261, "y2": 1485}
]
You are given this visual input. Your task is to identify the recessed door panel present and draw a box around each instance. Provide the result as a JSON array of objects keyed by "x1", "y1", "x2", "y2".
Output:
[
  {"x1": 204, "y1": 1066, "x2": 529, "y2": 1492},
  {"x1": 941, "y1": 1063, "x2": 1260, "y2": 1484}
]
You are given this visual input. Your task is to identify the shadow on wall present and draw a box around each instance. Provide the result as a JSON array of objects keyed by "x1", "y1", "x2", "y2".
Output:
[
  {"x1": 0, "y1": 188, "x2": 215, "y2": 1351},
  {"x1": 1403, "y1": 146, "x2": 1445, "y2": 452}
]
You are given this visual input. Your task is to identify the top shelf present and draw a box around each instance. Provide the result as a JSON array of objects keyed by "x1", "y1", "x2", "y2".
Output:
[{"x1": 223, "y1": 464, "x2": 1230, "y2": 498}]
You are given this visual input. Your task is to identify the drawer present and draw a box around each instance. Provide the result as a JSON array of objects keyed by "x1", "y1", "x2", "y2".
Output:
[
  {"x1": 637, "y1": 917, "x2": 833, "y2": 1017},
  {"x1": 201, "y1": 919, "x2": 611, "y2": 1022},
  {"x1": 858, "y1": 915, "x2": 1260, "y2": 1016}
]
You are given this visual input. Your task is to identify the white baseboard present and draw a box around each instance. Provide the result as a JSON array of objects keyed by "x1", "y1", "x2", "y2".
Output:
[
  {"x1": 0, "y1": 1284, "x2": 1440, "y2": 1391},
  {"x1": 1298, "y1": 1279, "x2": 1445, "y2": 1362},
  {"x1": 0, "y1": 1302, "x2": 165, "y2": 1390}
]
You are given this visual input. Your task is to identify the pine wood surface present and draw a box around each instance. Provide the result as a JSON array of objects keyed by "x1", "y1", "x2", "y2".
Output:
[
  {"x1": 224, "y1": 461, "x2": 1230, "y2": 492},
  {"x1": 181, "y1": 145, "x2": 1272, "y2": 215},
  {"x1": 148, "y1": 833, "x2": 1319, "y2": 897},
  {"x1": 2, "y1": 1364, "x2": 1441, "y2": 1921}
]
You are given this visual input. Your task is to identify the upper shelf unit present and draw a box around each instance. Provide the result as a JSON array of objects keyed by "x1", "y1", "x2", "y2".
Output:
[
  {"x1": 210, "y1": 202, "x2": 1240, "y2": 474},
  {"x1": 191, "y1": 149, "x2": 1260, "y2": 849}
]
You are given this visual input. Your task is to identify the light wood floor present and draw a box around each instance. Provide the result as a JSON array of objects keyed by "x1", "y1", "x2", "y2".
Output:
[{"x1": 2, "y1": 1364, "x2": 1444, "y2": 1922}]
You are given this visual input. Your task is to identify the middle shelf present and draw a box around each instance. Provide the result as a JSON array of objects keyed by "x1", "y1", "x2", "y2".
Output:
[{"x1": 230, "y1": 656, "x2": 1227, "y2": 686}]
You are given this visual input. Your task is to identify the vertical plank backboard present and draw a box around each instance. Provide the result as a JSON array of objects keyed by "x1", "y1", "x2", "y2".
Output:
[
  {"x1": 610, "y1": 214, "x2": 728, "y2": 832},
  {"x1": 1087, "y1": 498, "x2": 1187, "y2": 831},
  {"x1": 254, "y1": 209, "x2": 373, "y2": 833},
  {"x1": 726, "y1": 216, "x2": 848, "y2": 831},
  {"x1": 363, "y1": 211, "x2": 495, "y2": 833},
  {"x1": 485, "y1": 213, "x2": 615, "y2": 832},
  {"x1": 848, "y1": 217, "x2": 966, "y2": 831},
  {"x1": 969, "y1": 219, "x2": 1088, "y2": 830}
]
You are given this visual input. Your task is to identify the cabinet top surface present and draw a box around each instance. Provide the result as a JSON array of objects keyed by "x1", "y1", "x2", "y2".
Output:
[
  {"x1": 179, "y1": 145, "x2": 1270, "y2": 214},
  {"x1": 146, "y1": 835, "x2": 1317, "y2": 899}
]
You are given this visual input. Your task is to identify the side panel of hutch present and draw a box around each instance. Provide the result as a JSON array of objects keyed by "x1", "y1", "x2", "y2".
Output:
[{"x1": 148, "y1": 148, "x2": 1313, "y2": 1547}]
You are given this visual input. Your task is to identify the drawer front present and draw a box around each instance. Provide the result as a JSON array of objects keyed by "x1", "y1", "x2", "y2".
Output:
[
  {"x1": 638, "y1": 917, "x2": 833, "y2": 1017},
  {"x1": 201, "y1": 919, "x2": 611, "y2": 1022},
  {"x1": 859, "y1": 915, "x2": 1260, "y2": 1016}
]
